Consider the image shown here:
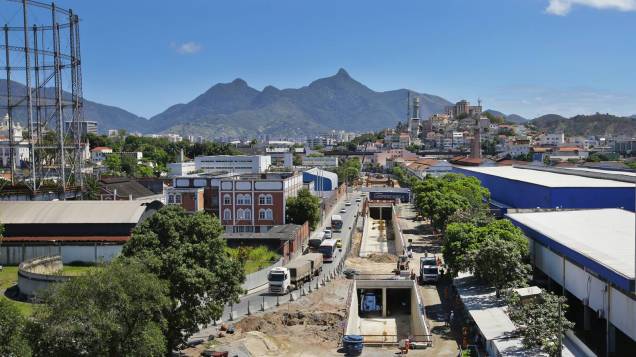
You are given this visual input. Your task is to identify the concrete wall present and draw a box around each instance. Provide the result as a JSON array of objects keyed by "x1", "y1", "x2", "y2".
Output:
[
  {"x1": 345, "y1": 280, "x2": 361, "y2": 335},
  {"x1": 392, "y1": 206, "x2": 406, "y2": 256},
  {"x1": 1, "y1": 245, "x2": 122, "y2": 265},
  {"x1": 410, "y1": 280, "x2": 430, "y2": 338},
  {"x1": 17, "y1": 256, "x2": 70, "y2": 298},
  {"x1": 530, "y1": 239, "x2": 636, "y2": 342}
]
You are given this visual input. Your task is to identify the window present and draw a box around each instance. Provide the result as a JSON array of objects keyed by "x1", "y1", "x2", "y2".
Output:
[
  {"x1": 259, "y1": 209, "x2": 266, "y2": 220},
  {"x1": 236, "y1": 208, "x2": 244, "y2": 220},
  {"x1": 175, "y1": 194, "x2": 182, "y2": 204},
  {"x1": 244, "y1": 209, "x2": 252, "y2": 220},
  {"x1": 223, "y1": 209, "x2": 232, "y2": 220},
  {"x1": 223, "y1": 194, "x2": 231, "y2": 205},
  {"x1": 261, "y1": 208, "x2": 273, "y2": 220},
  {"x1": 167, "y1": 195, "x2": 174, "y2": 204},
  {"x1": 259, "y1": 194, "x2": 273, "y2": 205},
  {"x1": 236, "y1": 194, "x2": 251, "y2": 205}
]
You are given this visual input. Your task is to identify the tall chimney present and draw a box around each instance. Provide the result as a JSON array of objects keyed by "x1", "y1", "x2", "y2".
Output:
[
  {"x1": 471, "y1": 124, "x2": 482, "y2": 160},
  {"x1": 179, "y1": 148, "x2": 184, "y2": 163}
]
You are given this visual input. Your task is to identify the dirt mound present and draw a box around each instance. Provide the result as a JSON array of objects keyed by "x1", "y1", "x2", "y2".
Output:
[
  {"x1": 237, "y1": 311, "x2": 343, "y2": 332},
  {"x1": 367, "y1": 253, "x2": 398, "y2": 263},
  {"x1": 235, "y1": 310, "x2": 345, "y2": 343}
]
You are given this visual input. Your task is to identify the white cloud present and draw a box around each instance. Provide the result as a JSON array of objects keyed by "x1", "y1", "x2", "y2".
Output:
[
  {"x1": 546, "y1": 0, "x2": 636, "y2": 15},
  {"x1": 171, "y1": 41, "x2": 202, "y2": 55}
]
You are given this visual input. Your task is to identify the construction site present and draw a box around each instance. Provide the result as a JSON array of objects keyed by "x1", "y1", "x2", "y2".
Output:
[{"x1": 186, "y1": 179, "x2": 458, "y2": 356}]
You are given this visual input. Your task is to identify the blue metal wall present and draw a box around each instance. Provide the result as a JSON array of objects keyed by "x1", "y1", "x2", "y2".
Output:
[
  {"x1": 454, "y1": 167, "x2": 635, "y2": 211},
  {"x1": 303, "y1": 172, "x2": 334, "y2": 191}
]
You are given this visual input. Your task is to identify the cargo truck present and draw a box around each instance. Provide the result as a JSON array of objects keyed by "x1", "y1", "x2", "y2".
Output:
[
  {"x1": 301, "y1": 253, "x2": 324, "y2": 276},
  {"x1": 308, "y1": 231, "x2": 326, "y2": 249},
  {"x1": 268, "y1": 259, "x2": 312, "y2": 294}
]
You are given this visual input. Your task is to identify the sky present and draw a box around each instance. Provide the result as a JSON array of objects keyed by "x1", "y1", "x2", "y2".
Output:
[{"x1": 6, "y1": 0, "x2": 636, "y2": 119}]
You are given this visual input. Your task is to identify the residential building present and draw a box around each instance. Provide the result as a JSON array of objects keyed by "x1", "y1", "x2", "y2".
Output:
[
  {"x1": 194, "y1": 155, "x2": 271, "y2": 174},
  {"x1": 64, "y1": 120, "x2": 98, "y2": 136},
  {"x1": 219, "y1": 172, "x2": 303, "y2": 233},
  {"x1": 537, "y1": 133, "x2": 565, "y2": 146},
  {"x1": 302, "y1": 156, "x2": 339, "y2": 168},
  {"x1": 90, "y1": 146, "x2": 113, "y2": 163},
  {"x1": 445, "y1": 99, "x2": 482, "y2": 118}
]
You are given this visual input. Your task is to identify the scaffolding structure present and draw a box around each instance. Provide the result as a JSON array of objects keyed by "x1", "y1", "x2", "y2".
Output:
[{"x1": 0, "y1": 0, "x2": 83, "y2": 195}]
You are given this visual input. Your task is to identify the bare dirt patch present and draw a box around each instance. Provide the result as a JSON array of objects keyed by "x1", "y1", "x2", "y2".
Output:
[{"x1": 366, "y1": 253, "x2": 398, "y2": 263}]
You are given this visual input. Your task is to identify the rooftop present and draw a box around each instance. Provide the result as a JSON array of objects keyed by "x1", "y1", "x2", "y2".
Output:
[
  {"x1": 456, "y1": 165, "x2": 634, "y2": 188},
  {"x1": 507, "y1": 209, "x2": 634, "y2": 280},
  {"x1": 0, "y1": 200, "x2": 157, "y2": 225}
]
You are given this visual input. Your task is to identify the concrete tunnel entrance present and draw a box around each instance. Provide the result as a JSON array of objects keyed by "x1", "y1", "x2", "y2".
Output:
[
  {"x1": 346, "y1": 279, "x2": 432, "y2": 346},
  {"x1": 369, "y1": 206, "x2": 392, "y2": 220}
]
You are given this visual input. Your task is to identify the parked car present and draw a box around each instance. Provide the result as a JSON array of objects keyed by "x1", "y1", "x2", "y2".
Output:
[
  {"x1": 345, "y1": 201, "x2": 352, "y2": 206},
  {"x1": 339, "y1": 208, "x2": 347, "y2": 213},
  {"x1": 324, "y1": 230, "x2": 333, "y2": 239},
  {"x1": 336, "y1": 239, "x2": 342, "y2": 248}
]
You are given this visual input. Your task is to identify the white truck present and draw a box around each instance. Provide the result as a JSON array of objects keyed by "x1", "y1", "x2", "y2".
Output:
[
  {"x1": 301, "y1": 253, "x2": 324, "y2": 276},
  {"x1": 268, "y1": 260, "x2": 312, "y2": 294}
]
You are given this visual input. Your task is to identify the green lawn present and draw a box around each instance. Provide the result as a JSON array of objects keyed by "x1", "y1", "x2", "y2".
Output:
[
  {"x1": 0, "y1": 264, "x2": 97, "y2": 316},
  {"x1": 226, "y1": 246, "x2": 281, "y2": 274},
  {"x1": 59, "y1": 265, "x2": 99, "y2": 276}
]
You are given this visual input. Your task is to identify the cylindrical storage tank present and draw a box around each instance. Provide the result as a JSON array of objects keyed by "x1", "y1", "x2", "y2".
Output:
[{"x1": 342, "y1": 335, "x2": 364, "y2": 356}]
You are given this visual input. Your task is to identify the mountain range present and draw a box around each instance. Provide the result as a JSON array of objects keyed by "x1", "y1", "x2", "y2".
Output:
[
  {"x1": 484, "y1": 109, "x2": 528, "y2": 124},
  {"x1": 145, "y1": 69, "x2": 451, "y2": 137},
  {"x1": 2, "y1": 71, "x2": 635, "y2": 138}
]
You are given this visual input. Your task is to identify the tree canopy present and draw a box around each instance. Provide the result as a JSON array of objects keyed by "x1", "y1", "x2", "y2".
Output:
[
  {"x1": 412, "y1": 174, "x2": 490, "y2": 232},
  {"x1": 26, "y1": 258, "x2": 169, "y2": 357},
  {"x1": 286, "y1": 188, "x2": 321, "y2": 230},
  {"x1": 0, "y1": 298, "x2": 31, "y2": 357},
  {"x1": 443, "y1": 219, "x2": 529, "y2": 281},
  {"x1": 508, "y1": 291, "x2": 574, "y2": 357},
  {"x1": 122, "y1": 206, "x2": 245, "y2": 351},
  {"x1": 473, "y1": 238, "x2": 530, "y2": 296}
]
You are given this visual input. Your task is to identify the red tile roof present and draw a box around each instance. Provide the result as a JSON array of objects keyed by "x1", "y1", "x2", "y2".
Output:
[
  {"x1": 2, "y1": 236, "x2": 130, "y2": 243},
  {"x1": 91, "y1": 146, "x2": 113, "y2": 152}
]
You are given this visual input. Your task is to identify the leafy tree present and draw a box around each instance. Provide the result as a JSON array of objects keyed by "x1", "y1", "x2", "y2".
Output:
[
  {"x1": 508, "y1": 291, "x2": 575, "y2": 356},
  {"x1": 104, "y1": 154, "x2": 122, "y2": 173},
  {"x1": 26, "y1": 258, "x2": 169, "y2": 357},
  {"x1": 333, "y1": 158, "x2": 361, "y2": 185},
  {"x1": 292, "y1": 153, "x2": 302, "y2": 166},
  {"x1": 442, "y1": 223, "x2": 483, "y2": 277},
  {"x1": 418, "y1": 190, "x2": 470, "y2": 232},
  {"x1": 286, "y1": 188, "x2": 321, "y2": 230},
  {"x1": 443, "y1": 220, "x2": 528, "y2": 278},
  {"x1": 83, "y1": 176, "x2": 100, "y2": 200},
  {"x1": 0, "y1": 298, "x2": 31, "y2": 357},
  {"x1": 121, "y1": 155, "x2": 138, "y2": 176},
  {"x1": 474, "y1": 238, "x2": 530, "y2": 297},
  {"x1": 122, "y1": 206, "x2": 244, "y2": 351}
]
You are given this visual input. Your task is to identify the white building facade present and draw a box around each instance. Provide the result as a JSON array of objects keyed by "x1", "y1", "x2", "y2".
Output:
[{"x1": 195, "y1": 155, "x2": 271, "y2": 174}]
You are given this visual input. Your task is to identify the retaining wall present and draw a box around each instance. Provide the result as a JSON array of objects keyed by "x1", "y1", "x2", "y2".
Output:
[{"x1": 17, "y1": 256, "x2": 70, "y2": 298}]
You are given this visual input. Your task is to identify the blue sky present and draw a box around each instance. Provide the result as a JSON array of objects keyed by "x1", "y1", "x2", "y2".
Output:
[{"x1": 19, "y1": 0, "x2": 636, "y2": 119}]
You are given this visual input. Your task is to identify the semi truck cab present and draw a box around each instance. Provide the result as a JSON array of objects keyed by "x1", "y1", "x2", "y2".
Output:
[{"x1": 268, "y1": 267, "x2": 290, "y2": 294}]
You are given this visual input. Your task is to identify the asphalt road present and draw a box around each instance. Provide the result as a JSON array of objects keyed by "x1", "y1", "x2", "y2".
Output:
[{"x1": 194, "y1": 189, "x2": 364, "y2": 337}]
